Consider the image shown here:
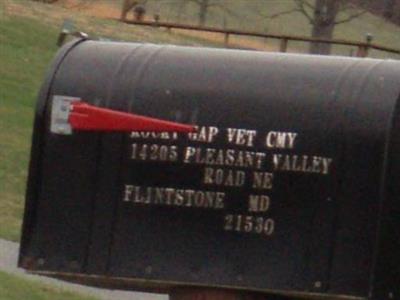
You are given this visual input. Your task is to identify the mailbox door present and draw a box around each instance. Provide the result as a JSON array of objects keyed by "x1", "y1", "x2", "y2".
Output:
[
  {"x1": 20, "y1": 41, "x2": 400, "y2": 299},
  {"x1": 86, "y1": 45, "x2": 344, "y2": 294}
]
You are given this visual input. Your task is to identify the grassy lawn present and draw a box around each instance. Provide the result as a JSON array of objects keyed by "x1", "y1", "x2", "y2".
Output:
[
  {"x1": 0, "y1": 8, "x2": 59, "y2": 241},
  {"x1": 0, "y1": 271, "x2": 97, "y2": 300}
]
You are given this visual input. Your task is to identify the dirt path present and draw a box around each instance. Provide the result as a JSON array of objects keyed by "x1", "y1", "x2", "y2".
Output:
[{"x1": 0, "y1": 238, "x2": 167, "y2": 300}]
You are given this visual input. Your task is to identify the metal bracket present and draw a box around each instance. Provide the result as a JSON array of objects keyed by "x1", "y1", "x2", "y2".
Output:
[{"x1": 50, "y1": 95, "x2": 80, "y2": 135}]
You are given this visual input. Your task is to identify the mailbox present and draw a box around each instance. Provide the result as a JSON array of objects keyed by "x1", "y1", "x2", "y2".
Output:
[{"x1": 19, "y1": 39, "x2": 400, "y2": 300}]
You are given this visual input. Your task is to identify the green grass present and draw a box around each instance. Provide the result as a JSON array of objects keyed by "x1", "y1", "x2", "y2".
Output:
[
  {"x1": 0, "y1": 10, "x2": 59, "y2": 241},
  {"x1": 0, "y1": 271, "x2": 97, "y2": 300}
]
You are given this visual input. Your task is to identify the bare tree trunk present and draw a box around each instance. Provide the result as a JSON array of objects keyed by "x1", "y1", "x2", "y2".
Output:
[
  {"x1": 309, "y1": 0, "x2": 339, "y2": 55},
  {"x1": 198, "y1": 0, "x2": 209, "y2": 26},
  {"x1": 310, "y1": 21, "x2": 335, "y2": 55},
  {"x1": 121, "y1": 0, "x2": 137, "y2": 21},
  {"x1": 383, "y1": 0, "x2": 395, "y2": 19}
]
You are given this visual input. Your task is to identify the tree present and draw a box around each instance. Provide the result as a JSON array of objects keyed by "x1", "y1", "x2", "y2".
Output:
[
  {"x1": 383, "y1": 0, "x2": 395, "y2": 19},
  {"x1": 186, "y1": 0, "x2": 212, "y2": 26},
  {"x1": 121, "y1": 0, "x2": 148, "y2": 21},
  {"x1": 294, "y1": 0, "x2": 367, "y2": 55},
  {"x1": 254, "y1": 0, "x2": 368, "y2": 55},
  {"x1": 121, "y1": 0, "x2": 138, "y2": 20},
  {"x1": 186, "y1": 0, "x2": 239, "y2": 27}
]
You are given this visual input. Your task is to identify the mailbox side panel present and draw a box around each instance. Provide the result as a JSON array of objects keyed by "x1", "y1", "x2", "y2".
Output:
[
  {"x1": 19, "y1": 39, "x2": 106, "y2": 273},
  {"x1": 19, "y1": 39, "x2": 87, "y2": 268},
  {"x1": 371, "y1": 91, "x2": 400, "y2": 300}
]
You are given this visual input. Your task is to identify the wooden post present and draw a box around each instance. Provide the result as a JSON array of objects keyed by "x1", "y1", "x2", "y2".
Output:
[
  {"x1": 170, "y1": 288, "x2": 293, "y2": 300},
  {"x1": 356, "y1": 33, "x2": 373, "y2": 58},
  {"x1": 170, "y1": 288, "x2": 264, "y2": 300},
  {"x1": 279, "y1": 38, "x2": 288, "y2": 53},
  {"x1": 356, "y1": 45, "x2": 368, "y2": 58},
  {"x1": 224, "y1": 33, "x2": 230, "y2": 47},
  {"x1": 121, "y1": 0, "x2": 129, "y2": 21}
]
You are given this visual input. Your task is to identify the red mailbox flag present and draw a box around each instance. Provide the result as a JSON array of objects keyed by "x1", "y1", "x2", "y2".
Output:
[
  {"x1": 69, "y1": 101, "x2": 195, "y2": 133},
  {"x1": 50, "y1": 96, "x2": 196, "y2": 135}
]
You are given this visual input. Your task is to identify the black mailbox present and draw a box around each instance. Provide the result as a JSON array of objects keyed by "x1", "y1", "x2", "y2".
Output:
[{"x1": 19, "y1": 39, "x2": 400, "y2": 300}]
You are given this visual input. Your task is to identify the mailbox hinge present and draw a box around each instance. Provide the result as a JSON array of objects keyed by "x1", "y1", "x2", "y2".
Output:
[{"x1": 51, "y1": 95, "x2": 80, "y2": 135}]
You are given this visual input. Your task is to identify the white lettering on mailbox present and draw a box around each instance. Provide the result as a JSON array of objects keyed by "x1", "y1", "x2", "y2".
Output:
[
  {"x1": 272, "y1": 154, "x2": 332, "y2": 175},
  {"x1": 125, "y1": 125, "x2": 334, "y2": 237},
  {"x1": 203, "y1": 167, "x2": 246, "y2": 187},
  {"x1": 183, "y1": 147, "x2": 266, "y2": 169},
  {"x1": 188, "y1": 126, "x2": 219, "y2": 143},
  {"x1": 123, "y1": 185, "x2": 225, "y2": 210},
  {"x1": 265, "y1": 131, "x2": 297, "y2": 149},
  {"x1": 226, "y1": 128, "x2": 257, "y2": 147}
]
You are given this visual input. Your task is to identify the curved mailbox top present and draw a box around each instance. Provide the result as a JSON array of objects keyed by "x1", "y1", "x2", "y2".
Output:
[{"x1": 20, "y1": 40, "x2": 400, "y2": 300}]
